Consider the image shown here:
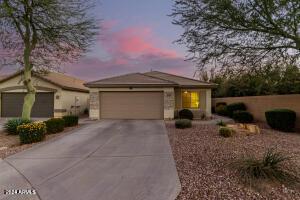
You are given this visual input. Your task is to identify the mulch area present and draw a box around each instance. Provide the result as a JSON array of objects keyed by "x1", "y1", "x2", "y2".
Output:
[
  {"x1": 166, "y1": 122, "x2": 300, "y2": 200},
  {"x1": 0, "y1": 126, "x2": 80, "y2": 159}
]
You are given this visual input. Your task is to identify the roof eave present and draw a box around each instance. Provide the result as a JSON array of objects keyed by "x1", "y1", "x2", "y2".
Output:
[
  {"x1": 176, "y1": 84, "x2": 217, "y2": 89},
  {"x1": 84, "y1": 84, "x2": 178, "y2": 88},
  {"x1": 61, "y1": 87, "x2": 89, "y2": 93}
]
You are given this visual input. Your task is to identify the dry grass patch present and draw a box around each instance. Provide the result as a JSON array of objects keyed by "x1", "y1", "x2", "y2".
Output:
[{"x1": 166, "y1": 122, "x2": 300, "y2": 200}]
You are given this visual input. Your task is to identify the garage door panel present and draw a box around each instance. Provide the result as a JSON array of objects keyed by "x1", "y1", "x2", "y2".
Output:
[
  {"x1": 100, "y1": 92, "x2": 163, "y2": 119},
  {"x1": 1, "y1": 93, "x2": 54, "y2": 118}
]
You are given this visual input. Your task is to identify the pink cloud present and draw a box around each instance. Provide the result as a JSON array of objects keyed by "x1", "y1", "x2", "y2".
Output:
[
  {"x1": 100, "y1": 26, "x2": 178, "y2": 58},
  {"x1": 65, "y1": 53, "x2": 195, "y2": 81},
  {"x1": 63, "y1": 21, "x2": 196, "y2": 80}
]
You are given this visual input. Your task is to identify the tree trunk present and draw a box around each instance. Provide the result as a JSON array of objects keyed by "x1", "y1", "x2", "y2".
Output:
[{"x1": 21, "y1": 43, "x2": 36, "y2": 120}]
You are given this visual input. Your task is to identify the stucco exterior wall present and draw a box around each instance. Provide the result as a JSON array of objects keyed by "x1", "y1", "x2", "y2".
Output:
[
  {"x1": 61, "y1": 90, "x2": 89, "y2": 116},
  {"x1": 89, "y1": 87, "x2": 175, "y2": 120},
  {"x1": 175, "y1": 88, "x2": 212, "y2": 117},
  {"x1": 213, "y1": 94, "x2": 300, "y2": 129}
]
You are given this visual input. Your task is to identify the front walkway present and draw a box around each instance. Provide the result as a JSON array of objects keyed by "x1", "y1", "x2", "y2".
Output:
[{"x1": 0, "y1": 120, "x2": 181, "y2": 200}]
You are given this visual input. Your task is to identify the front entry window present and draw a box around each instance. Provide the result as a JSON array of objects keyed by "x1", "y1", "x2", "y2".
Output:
[{"x1": 182, "y1": 91, "x2": 199, "y2": 109}]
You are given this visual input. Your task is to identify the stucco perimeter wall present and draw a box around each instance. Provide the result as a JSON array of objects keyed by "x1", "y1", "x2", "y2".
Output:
[
  {"x1": 89, "y1": 87, "x2": 175, "y2": 120},
  {"x1": 213, "y1": 94, "x2": 300, "y2": 128}
]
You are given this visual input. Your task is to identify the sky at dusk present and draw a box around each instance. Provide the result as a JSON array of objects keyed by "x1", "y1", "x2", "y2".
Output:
[{"x1": 1, "y1": 0, "x2": 196, "y2": 81}]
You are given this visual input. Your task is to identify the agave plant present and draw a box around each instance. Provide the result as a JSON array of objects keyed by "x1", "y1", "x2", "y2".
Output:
[{"x1": 234, "y1": 148, "x2": 299, "y2": 186}]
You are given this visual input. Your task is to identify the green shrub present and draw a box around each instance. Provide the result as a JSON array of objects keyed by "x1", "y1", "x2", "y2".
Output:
[
  {"x1": 45, "y1": 118, "x2": 65, "y2": 134},
  {"x1": 18, "y1": 122, "x2": 46, "y2": 144},
  {"x1": 234, "y1": 149, "x2": 298, "y2": 185},
  {"x1": 62, "y1": 115, "x2": 79, "y2": 127},
  {"x1": 216, "y1": 120, "x2": 227, "y2": 126},
  {"x1": 84, "y1": 108, "x2": 89, "y2": 115},
  {"x1": 216, "y1": 102, "x2": 227, "y2": 107},
  {"x1": 175, "y1": 119, "x2": 192, "y2": 129},
  {"x1": 219, "y1": 127, "x2": 234, "y2": 137},
  {"x1": 4, "y1": 118, "x2": 32, "y2": 135},
  {"x1": 179, "y1": 109, "x2": 194, "y2": 120},
  {"x1": 211, "y1": 106, "x2": 215, "y2": 113},
  {"x1": 265, "y1": 109, "x2": 296, "y2": 132},
  {"x1": 227, "y1": 102, "x2": 246, "y2": 117},
  {"x1": 233, "y1": 111, "x2": 254, "y2": 123},
  {"x1": 215, "y1": 105, "x2": 228, "y2": 116}
]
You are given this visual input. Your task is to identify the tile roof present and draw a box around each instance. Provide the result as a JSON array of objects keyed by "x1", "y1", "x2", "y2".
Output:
[
  {"x1": 85, "y1": 71, "x2": 216, "y2": 88},
  {"x1": 85, "y1": 73, "x2": 177, "y2": 88},
  {"x1": 0, "y1": 75, "x2": 8, "y2": 81},
  {"x1": 0, "y1": 71, "x2": 89, "y2": 92},
  {"x1": 144, "y1": 71, "x2": 216, "y2": 87}
]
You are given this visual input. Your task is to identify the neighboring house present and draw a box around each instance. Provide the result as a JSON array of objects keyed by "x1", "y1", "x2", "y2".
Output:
[
  {"x1": 85, "y1": 71, "x2": 216, "y2": 120},
  {"x1": 0, "y1": 71, "x2": 89, "y2": 118}
]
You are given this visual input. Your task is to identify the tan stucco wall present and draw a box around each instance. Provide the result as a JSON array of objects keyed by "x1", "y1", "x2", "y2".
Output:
[
  {"x1": 0, "y1": 74, "x2": 88, "y2": 118},
  {"x1": 213, "y1": 94, "x2": 300, "y2": 129},
  {"x1": 175, "y1": 88, "x2": 212, "y2": 117},
  {"x1": 61, "y1": 90, "x2": 89, "y2": 116},
  {"x1": 89, "y1": 87, "x2": 175, "y2": 120}
]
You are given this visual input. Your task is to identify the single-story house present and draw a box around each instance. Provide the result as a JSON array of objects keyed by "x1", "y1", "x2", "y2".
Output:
[
  {"x1": 0, "y1": 71, "x2": 89, "y2": 118},
  {"x1": 85, "y1": 71, "x2": 216, "y2": 120}
]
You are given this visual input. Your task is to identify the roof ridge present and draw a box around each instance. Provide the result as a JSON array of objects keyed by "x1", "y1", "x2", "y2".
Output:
[
  {"x1": 0, "y1": 70, "x2": 23, "y2": 83},
  {"x1": 140, "y1": 72, "x2": 178, "y2": 85},
  {"x1": 33, "y1": 73, "x2": 89, "y2": 92},
  {"x1": 47, "y1": 71, "x2": 86, "y2": 82},
  {"x1": 147, "y1": 70, "x2": 215, "y2": 85},
  {"x1": 85, "y1": 72, "x2": 140, "y2": 85},
  {"x1": 0, "y1": 70, "x2": 89, "y2": 92}
]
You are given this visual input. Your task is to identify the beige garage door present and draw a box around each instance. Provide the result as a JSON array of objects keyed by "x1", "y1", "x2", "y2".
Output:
[{"x1": 100, "y1": 92, "x2": 164, "y2": 119}]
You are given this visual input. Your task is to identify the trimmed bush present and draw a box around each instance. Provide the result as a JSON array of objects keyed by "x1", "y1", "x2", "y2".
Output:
[
  {"x1": 216, "y1": 120, "x2": 227, "y2": 127},
  {"x1": 211, "y1": 106, "x2": 215, "y2": 114},
  {"x1": 62, "y1": 115, "x2": 79, "y2": 127},
  {"x1": 84, "y1": 108, "x2": 89, "y2": 115},
  {"x1": 265, "y1": 109, "x2": 296, "y2": 132},
  {"x1": 219, "y1": 127, "x2": 234, "y2": 137},
  {"x1": 227, "y1": 102, "x2": 246, "y2": 117},
  {"x1": 179, "y1": 109, "x2": 193, "y2": 120},
  {"x1": 45, "y1": 118, "x2": 65, "y2": 134},
  {"x1": 175, "y1": 119, "x2": 192, "y2": 129},
  {"x1": 216, "y1": 102, "x2": 227, "y2": 107},
  {"x1": 18, "y1": 122, "x2": 46, "y2": 144},
  {"x1": 4, "y1": 118, "x2": 32, "y2": 135},
  {"x1": 233, "y1": 111, "x2": 254, "y2": 123},
  {"x1": 215, "y1": 105, "x2": 228, "y2": 116}
]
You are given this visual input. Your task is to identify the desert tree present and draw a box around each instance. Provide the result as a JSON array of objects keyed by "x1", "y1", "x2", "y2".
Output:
[
  {"x1": 0, "y1": 0, "x2": 99, "y2": 119},
  {"x1": 170, "y1": 0, "x2": 300, "y2": 74}
]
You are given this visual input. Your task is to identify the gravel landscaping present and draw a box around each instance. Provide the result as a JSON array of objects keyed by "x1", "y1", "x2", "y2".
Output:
[
  {"x1": 166, "y1": 122, "x2": 300, "y2": 200},
  {"x1": 0, "y1": 125, "x2": 80, "y2": 159}
]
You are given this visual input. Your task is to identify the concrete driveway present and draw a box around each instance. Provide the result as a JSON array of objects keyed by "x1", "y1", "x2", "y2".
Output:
[{"x1": 0, "y1": 120, "x2": 181, "y2": 200}]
